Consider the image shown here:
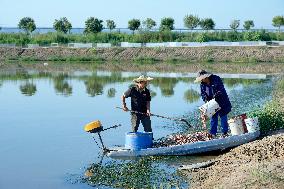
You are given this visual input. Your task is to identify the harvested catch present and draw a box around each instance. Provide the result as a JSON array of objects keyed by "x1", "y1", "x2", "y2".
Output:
[{"x1": 153, "y1": 131, "x2": 214, "y2": 147}]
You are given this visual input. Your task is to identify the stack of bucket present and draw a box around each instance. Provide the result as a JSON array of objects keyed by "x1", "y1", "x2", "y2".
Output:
[{"x1": 228, "y1": 113, "x2": 259, "y2": 135}]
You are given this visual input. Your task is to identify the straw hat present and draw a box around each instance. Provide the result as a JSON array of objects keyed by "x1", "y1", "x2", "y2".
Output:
[
  {"x1": 133, "y1": 75, "x2": 154, "y2": 83},
  {"x1": 194, "y1": 70, "x2": 212, "y2": 83}
]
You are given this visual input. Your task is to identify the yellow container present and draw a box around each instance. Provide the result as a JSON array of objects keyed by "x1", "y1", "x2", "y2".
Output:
[{"x1": 84, "y1": 120, "x2": 102, "y2": 133}]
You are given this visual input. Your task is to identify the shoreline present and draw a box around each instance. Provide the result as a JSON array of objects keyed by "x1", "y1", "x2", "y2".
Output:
[
  {"x1": 1, "y1": 61, "x2": 284, "y2": 75},
  {"x1": 180, "y1": 74, "x2": 284, "y2": 189},
  {"x1": 1, "y1": 46, "x2": 284, "y2": 63},
  {"x1": 181, "y1": 131, "x2": 284, "y2": 189}
]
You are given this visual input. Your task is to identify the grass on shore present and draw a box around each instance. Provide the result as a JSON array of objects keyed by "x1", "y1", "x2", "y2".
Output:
[{"x1": 248, "y1": 75, "x2": 284, "y2": 134}]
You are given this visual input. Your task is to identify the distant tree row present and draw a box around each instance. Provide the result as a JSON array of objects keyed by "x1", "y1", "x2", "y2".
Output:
[{"x1": 16, "y1": 15, "x2": 284, "y2": 35}]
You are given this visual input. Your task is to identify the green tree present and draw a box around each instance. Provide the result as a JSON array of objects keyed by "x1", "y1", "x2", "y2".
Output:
[
  {"x1": 243, "y1": 20, "x2": 254, "y2": 30},
  {"x1": 84, "y1": 17, "x2": 104, "y2": 34},
  {"x1": 230, "y1": 20, "x2": 240, "y2": 31},
  {"x1": 272, "y1": 15, "x2": 284, "y2": 31},
  {"x1": 128, "y1": 19, "x2": 141, "y2": 34},
  {"x1": 106, "y1": 20, "x2": 116, "y2": 32},
  {"x1": 53, "y1": 17, "x2": 72, "y2": 34},
  {"x1": 142, "y1": 18, "x2": 156, "y2": 30},
  {"x1": 159, "y1": 17, "x2": 175, "y2": 31},
  {"x1": 200, "y1": 18, "x2": 215, "y2": 30},
  {"x1": 184, "y1": 14, "x2": 200, "y2": 30},
  {"x1": 18, "y1": 17, "x2": 36, "y2": 34}
]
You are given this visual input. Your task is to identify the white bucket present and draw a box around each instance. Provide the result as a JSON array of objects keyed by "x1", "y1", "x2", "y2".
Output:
[
  {"x1": 244, "y1": 117, "x2": 259, "y2": 133},
  {"x1": 228, "y1": 117, "x2": 244, "y2": 135},
  {"x1": 199, "y1": 99, "x2": 221, "y2": 118}
]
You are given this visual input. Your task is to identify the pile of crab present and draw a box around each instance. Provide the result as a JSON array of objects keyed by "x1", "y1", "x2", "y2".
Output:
[{"x1": 153, "y1": 131, "x2": 214, "y2": 147}]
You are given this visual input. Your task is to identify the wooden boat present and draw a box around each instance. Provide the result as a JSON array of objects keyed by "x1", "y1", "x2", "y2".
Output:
[{"x1": 107, "y1": 131, "x2": 260, "y2": 158}]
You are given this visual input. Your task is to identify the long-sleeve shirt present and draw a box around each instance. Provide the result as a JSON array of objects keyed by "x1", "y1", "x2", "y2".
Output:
[{"x1": 200, "y1": 75, "x2": 232, "y2": 116}]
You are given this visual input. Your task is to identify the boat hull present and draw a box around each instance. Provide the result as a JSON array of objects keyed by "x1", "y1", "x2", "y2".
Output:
[{"x1": 107, "y1": 131, "x2": 260, "y2": 157}]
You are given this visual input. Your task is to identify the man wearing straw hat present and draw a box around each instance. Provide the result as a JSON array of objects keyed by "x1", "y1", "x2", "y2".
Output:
[
  {"x1": 195, "y1": 70, "x2": 232, "y2": 137},
  {"x1": 121, "y1": 75, "x2": 153, "y2": 132}
]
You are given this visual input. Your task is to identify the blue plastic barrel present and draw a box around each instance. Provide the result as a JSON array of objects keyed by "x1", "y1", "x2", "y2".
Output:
[{"x1": 125, "y1": 132, "x2": 153, "y2": 150}]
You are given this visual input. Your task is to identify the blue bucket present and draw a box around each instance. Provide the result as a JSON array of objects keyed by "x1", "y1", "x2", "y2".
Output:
[{"x1": 125, "y1": 132, "x2": 153, "y2": 150}]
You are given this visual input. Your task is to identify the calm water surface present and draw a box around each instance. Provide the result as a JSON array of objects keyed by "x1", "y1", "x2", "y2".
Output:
[{"x1": 0, "y1": 69, "x2": 272, "y2": 189}]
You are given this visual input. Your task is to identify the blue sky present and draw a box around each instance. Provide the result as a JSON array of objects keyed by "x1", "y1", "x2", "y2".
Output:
[{"x1": 1, "y1": 0, "x2": 283, "y2": 29}]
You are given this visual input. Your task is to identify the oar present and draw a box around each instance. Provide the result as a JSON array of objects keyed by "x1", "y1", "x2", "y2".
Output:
[{"x1": 116, "y1": 106, "x2": 192, "y2": 127}]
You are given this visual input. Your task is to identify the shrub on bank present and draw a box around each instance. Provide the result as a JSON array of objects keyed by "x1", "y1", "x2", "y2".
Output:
[{"x1": 248, "y1": 102, "x2": 284, "y2": 133}]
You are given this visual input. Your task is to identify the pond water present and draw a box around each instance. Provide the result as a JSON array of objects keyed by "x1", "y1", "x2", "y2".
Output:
[{"x1": 0, "y1": 69, "x2": 272, "y2": 189}]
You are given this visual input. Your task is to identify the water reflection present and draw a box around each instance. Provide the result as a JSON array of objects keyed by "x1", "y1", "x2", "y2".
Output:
[
  {"x1": 19, "y1": 82, "x2": 37, "y2": 96},
  {"x1": 53, "y1": 74, "x2": 72, "y2": 96},
  {"x1": 184, "y1": 89, "x2": 200, "y2": 103},
  {"x1": 85, "y1": 80, "x2": 104, "y2": 97},
  {"x1": 0, "y1": 71, "x2": 270, "y2": 101},
  {"x1": 149, "y1": 89, "x2": 157, "y2": 98},
  {"x1": 224, "y1": 78, "x2": 265, "y2": 88},
  {"x1": 107, "y1": 88, "x2": 116, "y2": 98},
  {"x1": 152, "y1": 78, "x2": 178, "y2": 97}
]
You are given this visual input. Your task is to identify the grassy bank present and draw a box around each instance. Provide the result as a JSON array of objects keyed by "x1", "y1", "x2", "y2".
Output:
[
  {"x1": 2, "y1": 46, "x2": 284, "y2": 64},
  {"x1": 1, "y1": 31, "x2": 284, "y2": 45},
  {"x1": 2, "y1": 61, "x2": 284, "y2": 75},
  {"x1": 248, "y1": 75, "x2": 284, "y2": 133}
]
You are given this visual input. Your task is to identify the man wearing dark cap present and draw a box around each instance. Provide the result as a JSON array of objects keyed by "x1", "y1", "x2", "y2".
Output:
[{"x1": 195, "y1": 70, "x2": 232, "y2": 137}]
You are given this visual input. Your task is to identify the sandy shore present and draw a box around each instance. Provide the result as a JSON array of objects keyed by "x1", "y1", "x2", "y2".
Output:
[{"x1": 181, "y1": 130, "x2": 284, "y2": 189}]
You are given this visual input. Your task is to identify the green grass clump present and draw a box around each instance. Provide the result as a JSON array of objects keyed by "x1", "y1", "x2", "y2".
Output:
[{"x1": 248, "y1": 101, "x2": 284, "y2": 133}]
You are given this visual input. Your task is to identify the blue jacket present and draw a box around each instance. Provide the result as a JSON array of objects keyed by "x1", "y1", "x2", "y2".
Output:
[{"x1": 200, "y1": 75, "x2": 232, "y2": 116}]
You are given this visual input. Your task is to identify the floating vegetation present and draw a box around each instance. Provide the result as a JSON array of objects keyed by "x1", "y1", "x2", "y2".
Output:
[
  {"x1": 82, "y1": 157, "x2": 188, "y2": 189},
  {"x1": 229, "y1": 81, "x2": 272, "y2": 116}
]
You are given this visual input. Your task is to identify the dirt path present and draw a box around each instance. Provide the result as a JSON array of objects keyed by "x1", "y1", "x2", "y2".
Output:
[
  {"x1": 183, "y1": 132, "x2": 284, "y2": 189},
  {"x1": 2, "y1": 46, "x2": 284, "y2": 63}
]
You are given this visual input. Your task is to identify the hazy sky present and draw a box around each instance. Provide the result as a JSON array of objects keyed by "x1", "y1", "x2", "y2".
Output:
[{"x1": 1, "y1": 0, "x2": 284, "y2": 29}]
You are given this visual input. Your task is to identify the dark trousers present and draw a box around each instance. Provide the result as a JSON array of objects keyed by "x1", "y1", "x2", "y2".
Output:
[
  {"x1": 131, "y1": 113, "x2": 152, "y2": 132},
  {"x1": 210, "y1": 112, "x2": 229, "y2": 135}
]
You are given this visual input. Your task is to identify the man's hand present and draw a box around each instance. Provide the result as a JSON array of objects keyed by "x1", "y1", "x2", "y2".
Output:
[
  {"x1": 122, "y1": 104, "x2": 129, "y2": 112},
  {"x1": 146, "y1": 109, "x2": 151, "y2": 117},
  {"x1": 201, "y1": 113, "x2": 208, "y2": 129}
]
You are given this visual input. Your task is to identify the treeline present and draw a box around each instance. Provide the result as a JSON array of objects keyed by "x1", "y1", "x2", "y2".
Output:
[
  {"x1": 1, "y1": 30, "x2": 284, "y2": 46},
  {"x1": 8, "y1": 15, "x2": 284, "y2": 34},
  {"x1": 0, "y1": 15, "x2": 284, "y2": 45}
]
